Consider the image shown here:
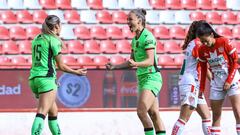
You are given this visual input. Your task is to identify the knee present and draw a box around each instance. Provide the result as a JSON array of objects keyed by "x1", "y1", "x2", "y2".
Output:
[
  {"x1": 148, "y1": 110, "x2": 159, "y2": 120},
  {"x1": 212, "y1": 111, "x2": 221, "y2": 120},
  {"x1": 137, "y1": 108, "x2": 148, "y2": 118}
]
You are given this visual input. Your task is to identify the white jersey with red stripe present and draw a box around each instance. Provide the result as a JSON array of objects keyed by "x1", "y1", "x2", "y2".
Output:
[
  {"x1": 198, "y1": 37, "x2": 240, "y2": 91},
  {"x1": 179, "y1": 39, "x2": 201, "y2": 87}
]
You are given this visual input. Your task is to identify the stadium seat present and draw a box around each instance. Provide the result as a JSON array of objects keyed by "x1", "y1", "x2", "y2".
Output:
[
  {"x1": 2, "y1": 41, "x2": 19, "y2": 54},
  {"x1": 87, "y1": 0, "x2": 103, "y2": 9},
  {"x1": 59, "y1": 41, "x2": 68, "y2": 54},
  {"x1": 149, "y1": 0, "x2": 166, "y2": 9},
  {"x1": 169, "y1": 26, "x2": 185, "y2": 39},
  {"x1": 77, "y1": 56, "x2": 94, "y2": 66},
  {"x1": 60, "y1": 25, "x2": 76, "y2": 40},
  {"x1": 39, "y1": 0, "x2": 57, "y2": 9},
  {"x1": 0, "y1": 45, "x2": 2, "y2": 55},
  {"x1": 232, "y1": 26, "x2": 240, "y2": 39},
  {"x1": 80, "y1": 10, "x2": 97, "y2": 24},
  {"x1": 18, "y1": 40, "x2": 32, "y2": 54},
  {"x1": 175, "y1": 11, "x2": 191, "y2": 24},
  {"x1": 166, "y1": 0, "x2": 182, "y2": 9},
  {"x1": 106, "y1": 26, "x2": 123, "y2": 39},
  {"x1": 181, "y1": 0, "x2": 197, "y2": 9},
  {"x1": 164, "y1": 41, "x2": 182, "y2": 53},
  {"x1": 16, "y1": 10, "x2": 33, "y2": 23},
  {"x1": 110, "y1": 56, "x2": 125, "y2": 65},
  {"x1": 146, "y1": 11, "x2": 160, "y2": 24},
  {"x1": 71, "y1": 0, "x2": 88, "y2": 9},
  {"x1": 0, "y1": 0, "x2": 9, "y2": 9},
  {"x1": 0, "y1": 26, "x2": 10, "y2": 40},
  {"x1": 159, "y1": 11, "x2": 175, "y2": 24},
  {"x1": 116, "y1": 40, "x2": 131, "y2": 54},
  {"x1": 119, "y1": 0, "x2": 135, "y2": 9},
  {"x1": 112, "y1": 11, "x2": 127, "y2": 24},
  {"x1": 196, "y1": 0, "x2": 212, "y2": 10},
  {"x1": 96, "y1": 10, "x2": 113, "y2": 24},
  {"x1": 0, "y1": 56, "x2": 10, "y2": 67},
  {"x1": 90, "y1": 26, "x2": 107, "y2": 39},
  {"x1": 62, "y1": 56, "x2": 78, "y2": 66},
  {"x1": 26, "y1": 26, "x2": 41, "y2": 40},
  {"x1": 33, "y1": 10, "x2": 48, "y2": 24},
  {"x1": 100, "y1": 40, "x2": 117, "y2": 53},
  {"x1": 221, "y1": 11, "x2": 237, "y2": 24},
  {"x1": 93, "y1": 56, "x2": 109, "y2": 67},
  {"x1": 74, "y1": 25, "x2": 91, "y2": 40},
  {"x1": 174, "y1": 55, "x2": 184, "y2": 67},
  {"x1": 9, "y1": 26, "x2": 26, "y2": 40},
  {"x1": 216, "y1": 26, "x2": 232, "y2": 39},
  {"x1": 103, "y1": 0, "x2": 118, "y2": 9},
  {"x1": 11, "y1": 56, "x2": 29, "y2": 68},
  {"x1": 84, "y1": 40, "x2": 101, "y2": 54},
  {"x1": 158, "y1": 55, "x2": 174, "y2": 67},
  {"x1": 24, "y1": 0, "x2": 41, "y2": 9},
  {"x1": 226, "y1": 0, "x2": 240, "y2": 11},
  {"x1": 67, "y1": 40, "x2": 84, "y2": 54},
  {"x1": 206, "y1": 12, "x2": 222, "y2": 24},
  {"x1": 64, "y1": 10, "x2": 81, "y2": 24},
  {"x1": 134, "y1": 0, "x2": 151, "y2": 9},
  {"x1": 56, "y1": 0, "x2": 72, "y2": 9},
  {"x1": 48, "y1": 10, "x2": 65, "y2": 23},
  {"x1": 122, "y1": 26, "x2": 134, "y2": 39},
  {"x1": 236, "y1": 13, "x2": 240, "y2": 23},
  {"x1": 232, "y1": 41, "x2": 240, "y2": 53},
  {"x1": 153, "y1": 26, "x2": 170, "y2": 39},
  {"x1": 1, "y1": 10, "x2": 17, "y2": 24},
  {"x1": 212, "y1": 0, "x2": 227, "y2": 10},
  {"x1": 156, "y1": 41, "x2": 165, "y2": 53},
  {"x1": 8, "y1": 0, "x2": 24, "y2": 9},
  {"x1": 189, "y1": 11, "x2": 206, "y2": 21}
]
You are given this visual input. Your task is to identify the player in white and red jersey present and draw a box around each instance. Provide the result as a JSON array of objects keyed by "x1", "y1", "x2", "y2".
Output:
[
  {"x1": 171, "y1": 20, "x2": 211, "y2": 135},
  {"x1": 197, "y1": 22, "x2": 240, "y2": 135}
]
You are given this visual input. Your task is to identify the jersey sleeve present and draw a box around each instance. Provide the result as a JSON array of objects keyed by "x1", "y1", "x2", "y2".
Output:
[
  {"x1": 224, "y1": 39, "x2": 238, "y2": 84},
  {"x1": 198, "y1": 47, "x2": 207, "y2": 92},
  {"x1": 51, "y1": 38, "x2": 62, "y2": 57},
  {"x1": 144, "y1": 36, "x2": 156, "y2": 50}
]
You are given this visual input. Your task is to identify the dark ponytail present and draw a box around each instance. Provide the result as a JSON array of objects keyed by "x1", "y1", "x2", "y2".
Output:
[
  {"x1": 196, "y1": 22, "x2": 222, "y2": 38},
  {"x1": 130, "y1": 8, "x2": 147, "y2": 27}
]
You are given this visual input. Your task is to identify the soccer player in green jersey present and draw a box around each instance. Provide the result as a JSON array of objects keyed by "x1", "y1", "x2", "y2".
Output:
[
  {"x1": 106, "y1": 9, "x2": 166, "y2": 135},
  {"x1": 29, "y1": 15, "x2": 87, "y2": 135}
]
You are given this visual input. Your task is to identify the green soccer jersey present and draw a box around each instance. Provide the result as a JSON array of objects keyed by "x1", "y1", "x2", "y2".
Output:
[
  {"x1": 29, "y1": 34, "x2": 62, "y2": 79},
  {"x1": 131, "y1": 28, "x2": 159, "y2": 76}
]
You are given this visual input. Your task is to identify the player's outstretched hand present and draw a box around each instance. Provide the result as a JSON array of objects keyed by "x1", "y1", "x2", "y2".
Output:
[
  {"x1": 106, "y1": 63, "x2": 115, "y2": 70},
  {"x1": 223, "y1": 82, "x2": 231, "y2": 91},
  {"x1": 128, "y1": 59, "x2": 137, "y2": 67},
  {"x1": 76, "y1": 68, "x2": 87, "y2": 76}
]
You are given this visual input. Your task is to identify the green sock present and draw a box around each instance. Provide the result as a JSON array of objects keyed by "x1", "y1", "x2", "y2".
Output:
[
  {"x1": 31, "y1": 113, "x2": 45, "y2": 135},
  {"x1": 144, "y1": 128, "x2": 154, "y2": 135},
  {"x1": 48, "y1": 116, "x2": 61, "y2": 135},
  {"x1": 156, "y1": 130, "x2": 166, "y2": 135}
]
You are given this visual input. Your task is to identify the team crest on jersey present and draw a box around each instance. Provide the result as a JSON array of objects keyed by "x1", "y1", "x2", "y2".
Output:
[{"x1": 218, "y1": 47, "x2": 224, "y2": 53}]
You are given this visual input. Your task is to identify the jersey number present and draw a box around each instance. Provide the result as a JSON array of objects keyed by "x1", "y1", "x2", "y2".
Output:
[{"x1": 34, "y1": 44, "x2": 42, "y2": 61}]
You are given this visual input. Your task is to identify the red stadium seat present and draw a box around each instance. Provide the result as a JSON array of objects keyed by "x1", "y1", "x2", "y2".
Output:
[
  {"x1": 231, "y1": 40, "x2": 240, "y2": 49},
  {"x1": 0, "y1": 56, "x2": 11, "y2": 67},
  {"x1": 221, "y1": 11, "x2": 237, "y2": 24},
  {"x1": 190, "y1": 11, "x2": 206, "y2": 21},
  {"x1": 33, "y1": 10, "x2": 48, "y2": 24},
  {"x1": 158, "y1": 55, "x2": 174, "y2": 67},
  {"x1": 100, "y1": 40, "x2": 117, "y2": 53},
  {"x1": 64, "y1": 10, "x2": 81, "y2": 24},
  {"x1": 106, "y1": 26, "x2": 123, "y2": 39},
  {"x1": 236, "y1": 13, "x2": 240, "y2": 24},
  {"x1": 67, "y1": 40, "x2": 84, "y2": 54},
  {"x1": 122, "y1": 26, "x2": 134, "y2": 39},
  {"x1": 96, "y1": 10, "x2": 112, "y2": 24},
  {"x1": 153, "y1": 26, "x2": 170, "y2": 39},
  {"x1": 1, "y1": 10, "x2": 17, "y2": 24},
  {"x1": 93, "y1": 56, "x2": 109, "y2": 67},
  {"x1": 116, "y1": 40, "x2": 131, "y2": 54},
  {"x1": 164, "y1": 41, "x2": 182, "y2": 53},
  {"x1": 2, "y1": 41, "x2": 19, "y2": 54},
  {"x1": 26, "y1": 26, "x2": 41, "y2": 40},
  {"x1": 0, "y1": 45, "x2": 2, "y2": 55},
  {"x1": 11, "y1": 56, "x2": 29, "y2": 68},
  {"x1": 174, "y1": 55, "x2": 184, "y2": 67},
  {"x1": 0, "y1": 26, "x2": 10, "y2": 40},
  {"x1": 110, "y1": 56, "x2": 125, "y2": 65},
  {"x1": 84, "y1": 40, "x2": 101, "y2": 54},
  {"x1": 216, "y1": 26, "x2": 232, "y2": 39},
  {"x1": 149, "y1": 0, "x2": 166, "y2": 9},
  {"x1": 62, "y1": 56, "x2": 78, "y2": 66},
  {"x1": 77, "y1": 56, "x2": 94, "y2": 66},
  {"x1": 206, "y1": 12, "x2": 222, "y2": 24},
  {"x1": 197, "y1": 0, "x2": 212, "y2": 10},
  {"x1": 156, "y1": 41, "x2": 165, "y2": 53},
  {"x1": 87, "y1": 0, "x2": 103, "y2": 9},
  {"x1": 112, "y1": 11, "x2": 127, "y2": 24},
  {"x1": 166, "y1": 0, "x2": 182, "y2": 9},
  {"x1": 10, "y1": 26, "x2": 26, "y2": 40},
  {"x1": 181, "y1": 0, "x2": 197, "y2": 10},
  {"x1": 232, "y1": 26, "x2": 240, "y2": 39},
  {"x1": 18, "y1": 40, "x2": 32, "y2": 54},
  {"x1": 56, "y1": 0, "x2": 72, "y2": 9},
  {"x1": 60, "y1": 42, "x2": 68, "y2": 54},
  {"x1": 212, "y1": 0, "x2": 227, "y2": 10},
  {"x1": 74, "y1": 26, "x2": 91, "y2": 40},
  {"x1": 90, "y1": 26, "x2": 107, "y2": 39},
  {"x1": 169, "y1": 26, "x2": 185, "y2": 39},
  {"x1": 39, "y1": 0, "x2": 57, "y2": 9},
  {"x1": 16, "y1": 10, "x2": 33, "y2": 23}
]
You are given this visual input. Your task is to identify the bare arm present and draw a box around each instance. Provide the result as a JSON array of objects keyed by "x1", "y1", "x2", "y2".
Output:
[{"x1": 206, "y1": 68, "x2": 212, "y2": 81}]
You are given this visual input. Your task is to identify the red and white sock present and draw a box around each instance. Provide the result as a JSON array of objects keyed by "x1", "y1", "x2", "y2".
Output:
[
  {"x1": 210, "y1": 126, "x2": 221, "y2": 135},
  {"x1": 236, "y1": 124, "x2": 240, "y2": 135},
  {"x1": 171, "y1": 119, "x2": 186, "y2": 135},
  {"x1": 202, "y1": 119, "x2": 211, "y2": 135}
]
